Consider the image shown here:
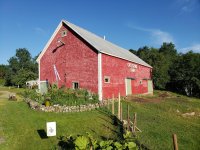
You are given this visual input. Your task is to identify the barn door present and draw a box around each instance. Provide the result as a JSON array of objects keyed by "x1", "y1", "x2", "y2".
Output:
[
  {"x1": 148, "y1": 80, "x2": 153, "y2": 93},
  {"x1": 126, "y1": 78, "x2": 132, "y2": 95}
]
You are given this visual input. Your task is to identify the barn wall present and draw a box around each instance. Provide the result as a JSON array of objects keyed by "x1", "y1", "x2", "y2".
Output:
[
  {"x1": 102, "y1": 54, "x2": 152, "y2": 99},
  {"x1": 40, "y1": 24, "x2": 98, "y2": 93}
]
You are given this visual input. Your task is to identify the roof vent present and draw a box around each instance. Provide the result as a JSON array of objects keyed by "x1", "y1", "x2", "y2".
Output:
[{"x1": 61, "y1": 30, "x2": 67, "y2": 37}]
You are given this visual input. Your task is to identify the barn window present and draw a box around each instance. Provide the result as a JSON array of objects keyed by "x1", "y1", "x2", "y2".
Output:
[
  {"x1": 104, "y1": 76, "x2": 110, "y2": 83},
  {"x1": 61, "y1": 30, "x2": 67, "y2": 37},
  {"x1": 72, "y1": 82, "x2": 79, "y2": 89},
  {"x1": 140, "y1": 80, "x2": 143, "y2": 84}
]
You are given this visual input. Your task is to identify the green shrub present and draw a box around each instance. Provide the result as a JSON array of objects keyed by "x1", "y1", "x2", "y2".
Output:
[
  {"x1": 57, "y1": 132, "x2": 138, "y2": 150},
  {"x1": 22, "y1": 89, "x2": 44, "y2": 104},
  {"x1": 23, "y1": 87, "x2": 99, "y2": 106}
]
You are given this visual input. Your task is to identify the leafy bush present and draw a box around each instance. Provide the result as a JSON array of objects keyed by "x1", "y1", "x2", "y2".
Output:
[
  {"x1": 0, "y1": 78, "x2": 5, "y2": 86},
  {"x1": 57, "y1": 132, "x2": 138, "y2": 150},
  {"x1": 22, "y1": 89, "x2": 44, "y2": 104},
  {"x1": 22, "y1": 87, "x2": 99, "y2": 106}
]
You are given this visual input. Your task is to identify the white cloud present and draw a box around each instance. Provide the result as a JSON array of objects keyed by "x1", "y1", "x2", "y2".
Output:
[
  {"x1": 181, "y1": 6, "x2": 191, "y2": 12},
  {"x1": 180, "y1": 44, "x2": 200, "y2": 53},
  {"x1": 175, "y1": 0, "x2": 199, "y2": 14},
  {"x1": 34, "y1": 27, "x2": 45, "y2": 35},
  {"x1": 151, "y1": 29, "x2": 174, "y2": 45},
  {"x1": 127, "y1": 25, "x2": 174, "y2": 45}
]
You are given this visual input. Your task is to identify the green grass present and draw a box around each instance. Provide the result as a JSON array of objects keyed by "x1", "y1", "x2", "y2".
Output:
[
  {"x1": 110, "y1": 91, "x2": 200, "y2": 149},
  {"x1": 0, "y1": 86, "x2": 25, "y2": 93},
  {"x1": 1, "y1": 87, "x2": 200, "y2": 149},
  {"x1": 0, "y1": 88, "x2": 121, "y2": 150}
]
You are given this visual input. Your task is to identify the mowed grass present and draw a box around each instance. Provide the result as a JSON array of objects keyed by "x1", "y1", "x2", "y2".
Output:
[
  {"x1": 1, "y1": 87, "x2": 199, "y2": 149},
  {"x1": 0, "y1": 88, "x2": 121, "y2": 150},
  {"x1": 112, "y1": 91, "x2": 200, "y2": 150},
  {"x1": 0, "y1": 86, "x2": 25, "y2": 94}
]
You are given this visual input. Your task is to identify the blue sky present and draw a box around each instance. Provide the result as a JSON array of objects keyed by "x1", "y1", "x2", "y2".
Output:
[{"x1": 0, "y1": 0, "x2": 200, "y2": 64}]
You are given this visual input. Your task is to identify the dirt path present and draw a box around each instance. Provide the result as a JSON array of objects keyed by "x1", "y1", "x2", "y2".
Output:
[
  {"x1": 0, "y1": 91, "x2": 15, "y2": 100},
  {"x1": 125, "y1": 92, "x2": 173, "y2": 103},
  {"x1": 126, "y1": 96, "x2": 162, "y2": 103},
  {"x1": 0, "y1": 91, "x2": 10, "y2": 144}
]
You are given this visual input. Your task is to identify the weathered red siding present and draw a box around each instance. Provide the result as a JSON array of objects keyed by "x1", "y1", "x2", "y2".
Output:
[
  {"x1": 40, "y1": 24, "x2": 98, "y2": 93},
  {"x1": 102, "y1": 54, "x2": 151, "y2": 99}
]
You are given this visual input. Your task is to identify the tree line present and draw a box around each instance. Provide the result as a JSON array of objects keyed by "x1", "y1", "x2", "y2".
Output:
[
  {"x1": 0, "y1": 48, "x2": 38, "y2": 87},
  {"x1": 130, "y1": 42, "x2": 200, "y2": 98}
]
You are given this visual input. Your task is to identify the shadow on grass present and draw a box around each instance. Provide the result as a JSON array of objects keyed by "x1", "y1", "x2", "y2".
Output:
[
  {"x1": 57, "y1": 136, "x2": 75, "y2": 150},
  {"x1": 96, "y1": 107, "x2": 124, "y2": 140},
  {"x1": 37, "y1": 129, "x2": 48, "y2": 139}
]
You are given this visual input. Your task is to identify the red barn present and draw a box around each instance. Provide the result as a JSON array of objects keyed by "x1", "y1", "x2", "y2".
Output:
[{"x1": 37, "y1": 20, "x2": 153, "y2": 100}]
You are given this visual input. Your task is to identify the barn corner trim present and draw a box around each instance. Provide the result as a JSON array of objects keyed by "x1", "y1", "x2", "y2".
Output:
[{"x1": 98, "y1": 52, "x2": 103, "y2": 101}]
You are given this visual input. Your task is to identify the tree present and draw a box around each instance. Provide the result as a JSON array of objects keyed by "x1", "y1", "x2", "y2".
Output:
[
  {"x1": 5, "y1": 48, "x2": 38, "y2": 87},
  {"x1": 170, "y1": 51, "x2": 200, "y2": 97},
  {"x1": 129, "y1": 49, "x2": 137, "y2": 55},
  {"x1": 0, "y1": 64, "x2": 8, "y2": 85},
  {"x1": 7, "y1": 48, "x2": 38, "y2": 72},
  {"x1": 129, "y1": 43, "x2": 200, "y2": 98},
  {"x1": 12, "y1": 69, "x2": 37, "y2": 87},
  {"x1": 159, "y1": 42, "x2": 177, "y2": 56},
  {"x1": 0, "y1": 64, "x2": 8, "y2": 78},
  {"x1": 8, "y1": 57, "x2": 19, "y2": 74},
  {"x1": 149, "y1": 50, "x2": 169, "y2": 89},
  {"x1": 130, "y1": 46, "x2": 170, "y2": 89}
]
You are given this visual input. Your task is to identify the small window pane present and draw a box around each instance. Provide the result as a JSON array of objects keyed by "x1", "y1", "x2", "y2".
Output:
[
  {"x1": 104, "y1": 76, "x2": 110, "y2": 83},
  {"x1": 140, "y1": 80, "x2": 143, "y2": 84},
  {"x1": 73, "y1": 82, "x2": 79, "y2": 89},
  {"x1": 61, "y1": 30, "x2": 67, "y2": 37}
]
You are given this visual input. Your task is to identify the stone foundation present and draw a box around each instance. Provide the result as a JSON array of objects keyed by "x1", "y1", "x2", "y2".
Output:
[{"x1": 25, "y1": 99, "x2": 109, "y2": 113}]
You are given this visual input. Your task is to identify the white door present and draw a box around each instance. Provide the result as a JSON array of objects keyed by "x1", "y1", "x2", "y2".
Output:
[{"x1": 126, "y1": 78, "x2": 132, "y2": 95}]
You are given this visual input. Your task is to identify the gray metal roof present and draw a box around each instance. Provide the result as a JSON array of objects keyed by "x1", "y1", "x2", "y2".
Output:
[{"x1": 63, "y1": 20, "x2": 152, "y2": 68}]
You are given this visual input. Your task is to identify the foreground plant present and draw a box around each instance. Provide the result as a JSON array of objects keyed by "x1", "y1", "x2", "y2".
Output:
[{"x1": 57, "y1": 132, "x2": 137, "y2": 150}]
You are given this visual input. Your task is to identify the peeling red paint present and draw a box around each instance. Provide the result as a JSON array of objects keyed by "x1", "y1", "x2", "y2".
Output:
[
  {"x1": 39, "y1": 23, "x2": 152, "y2": 100},
  {"x1": 102, "y1": 54, "x2": 151, "y2": 99},
  {"x1": 40, "y1": 24, "x2": 98, "y2": 93}
]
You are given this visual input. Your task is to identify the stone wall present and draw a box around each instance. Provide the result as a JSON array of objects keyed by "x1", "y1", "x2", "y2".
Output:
[{"x1": 25, "y1": 99, "x2": 109, "y2": 113}]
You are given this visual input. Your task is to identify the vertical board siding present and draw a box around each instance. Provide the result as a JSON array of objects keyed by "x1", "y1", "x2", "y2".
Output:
[
  {"x1": 102, "y1": 54, "x2": 151, "y2": 99},
  {"x1": 39, "y1": 22, "x2": 153, "y2": 100},
  {"x1": 40, "y1": 24, "x2": 98, "y2": 93}
]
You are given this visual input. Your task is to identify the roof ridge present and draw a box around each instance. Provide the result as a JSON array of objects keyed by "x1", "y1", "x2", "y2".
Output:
[
  {"x1": 37, "y1": 20, "x2": 152, "y2": 68},
  {"x1": 62, "y1": 20, "x2": 152, "y2": 68}
]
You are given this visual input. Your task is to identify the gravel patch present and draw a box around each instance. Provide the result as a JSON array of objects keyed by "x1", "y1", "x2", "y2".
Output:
[{"x1": 0, "y1": 137, "x2": 5, "y2": 144}]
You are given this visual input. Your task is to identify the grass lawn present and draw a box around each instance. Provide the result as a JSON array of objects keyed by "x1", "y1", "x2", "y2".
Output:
[
  {"x1": 1, "y1": 86, "x2": 200, "y2": 149},
  {"x1": 113, "y1": 91, "x2": 200, "y2": 150},
  {"x1": 0, "y1": 87, "x2": 121, "y2": 150}
]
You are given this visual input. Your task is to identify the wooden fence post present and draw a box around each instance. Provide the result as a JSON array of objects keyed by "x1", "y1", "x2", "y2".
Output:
[
  {"x1": 133, "y1": 113, "x2": 137, "y2": 133},
  {"x1": 120, "y1": 102, "x2": 123, "y2": 121},
  {"x1": 127, "y1": 104, "x2": 130, "y2": 131},
  {"x1": 112, "y1": 94, "x2": 114, "y2": 115},
  {"x1": 107, "y1": 99, "x2": 109, "y2": 110},
  {"x1": 172, "y1": 134, "x2": 178, "y2": 150},
  {"x1": 118, "y1": 93, "x2": 121, "y2": 119}
]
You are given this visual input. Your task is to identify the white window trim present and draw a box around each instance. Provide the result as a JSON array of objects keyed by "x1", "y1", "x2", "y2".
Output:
[
  {"x1": 72, "y1": 81, "x2": 79, "y2": 89},
  {"x1": 61, "y1": 30, "x2": 67, "y2": 37},
  {"x1": 125, "y1": 78, "x2": 128, "y2": 96},
  {"x1": 104, "y1": 76, "x2": 110, "y2": 83},
  {"x1": 140, "y1": 80, "x2": 143, "y2": 84},
  {"x1": 38, "y1": 61, "x2": 41, "y2": 90}
]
